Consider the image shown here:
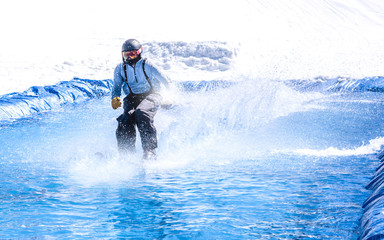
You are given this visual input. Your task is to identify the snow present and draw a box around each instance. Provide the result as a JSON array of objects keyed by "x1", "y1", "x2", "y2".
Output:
[{"x1": 1, "y1": 0, "x2": 384, "y2": 95}]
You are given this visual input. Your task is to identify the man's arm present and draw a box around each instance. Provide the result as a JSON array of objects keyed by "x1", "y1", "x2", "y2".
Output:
[
  {"x1": 112, "y1": 64, "x2": 124, "y2": 99},
  {"x1": 111, "y1": 64, "x2": 123, "y2": 109}
]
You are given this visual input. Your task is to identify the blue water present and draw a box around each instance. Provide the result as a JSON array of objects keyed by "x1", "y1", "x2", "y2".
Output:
[{"x1": 1, "y1": 78, "x2": 384, "y2": 239}]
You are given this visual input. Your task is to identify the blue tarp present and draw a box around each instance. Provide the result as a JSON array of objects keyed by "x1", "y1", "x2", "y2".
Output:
[
  {"x1": 359, "y1": 150, "x2": 384, "y2": 240},
  {"x1": 0, "y1": 78, "x2": 234, "y2": 122},
  {"x1": 287, "y1": 76, "x2": 384, "y2": 92},
  {"x1": 0, "y1": 78, "x2": 113, "y2": 121},
  {"x1": 2, "y1": 76, "x2": 384, "y2": 122}
]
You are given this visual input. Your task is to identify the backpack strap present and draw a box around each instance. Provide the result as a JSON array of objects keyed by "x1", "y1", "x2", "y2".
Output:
[
  {"x1": 122, "y1": 59, "x2": 153, "y2": 95},
  {"x1": 123, "y1": 63, "x2": 133, "y2": 94},
  {"x1": 142, "y1": 58, "x2": 153, "y2": 90}
]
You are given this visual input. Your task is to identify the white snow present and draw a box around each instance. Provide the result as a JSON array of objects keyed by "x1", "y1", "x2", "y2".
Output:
[{"x1": 1, "y1": 0, "x2": 384, "y2": 95}]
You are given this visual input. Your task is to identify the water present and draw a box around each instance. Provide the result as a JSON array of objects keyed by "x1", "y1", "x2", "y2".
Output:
[
  {"x1": 1, "y1": 78, "x2": 383, "y2": 239},
  {"x1": 2, "y1": 0, "x2": 384, "y2": 238}
]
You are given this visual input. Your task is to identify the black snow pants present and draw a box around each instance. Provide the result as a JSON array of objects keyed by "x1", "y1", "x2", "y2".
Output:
[{"x1": 116, "y1": 92, "x2": 161, "y2": 153}]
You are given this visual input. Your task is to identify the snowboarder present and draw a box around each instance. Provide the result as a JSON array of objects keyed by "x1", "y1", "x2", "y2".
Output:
[{"x1": 111, "y1": 39, "x2": 171, "y2": 160}]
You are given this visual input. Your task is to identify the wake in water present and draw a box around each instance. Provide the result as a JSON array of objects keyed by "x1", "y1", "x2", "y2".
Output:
[
  {"x1": 293, "y1": 137, "x2": 384, "y2": 157},
  {"x1": 53, "y1": 72, "x2": 325, "y2": 185},
  {"x1": 65, "y1": 76, "x2": 384, "y2": 186}
]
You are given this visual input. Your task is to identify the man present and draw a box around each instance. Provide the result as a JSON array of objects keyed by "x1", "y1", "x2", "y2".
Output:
[{"x1": 111, "y1": 39, "x2": 170, "y2": 160}]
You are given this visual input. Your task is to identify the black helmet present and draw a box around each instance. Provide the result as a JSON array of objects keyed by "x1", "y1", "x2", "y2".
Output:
[
  {"x1": 121, "y1": 39, "x2": 143, "y2": 63},
  {"x1": 122, "y1": 39, "x2": 142, "y2": 52}
]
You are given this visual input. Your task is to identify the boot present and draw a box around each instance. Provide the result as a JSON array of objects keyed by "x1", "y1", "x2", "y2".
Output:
[{"x1": 143, "y1": 149, "x2": 157, "y2": 160}]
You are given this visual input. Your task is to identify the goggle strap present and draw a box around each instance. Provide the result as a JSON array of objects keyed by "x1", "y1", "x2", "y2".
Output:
[{"x1": 137, "y1": 46, "x2": 143, "y2": 55}]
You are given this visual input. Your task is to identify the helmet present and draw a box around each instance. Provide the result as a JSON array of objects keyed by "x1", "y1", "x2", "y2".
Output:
[
  {"x1": 122, "y1": 39, "x2": 142, "y2": 52},
  {"x1": 121, "y1": 39, "x2": 143, "y2": 62}
]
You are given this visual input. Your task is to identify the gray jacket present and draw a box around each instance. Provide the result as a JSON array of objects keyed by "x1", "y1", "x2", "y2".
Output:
[{"x1": 111, "y1": 58, "x2": 169, "y2": 99}]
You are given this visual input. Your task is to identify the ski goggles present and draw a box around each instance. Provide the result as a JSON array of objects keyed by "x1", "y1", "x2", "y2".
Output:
[{"x1": 122, "y1": 46, "x2": 143, "y2": 60}]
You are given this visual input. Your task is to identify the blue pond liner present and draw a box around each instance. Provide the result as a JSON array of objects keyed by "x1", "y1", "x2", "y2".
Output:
[
  {"x1": 0, "y1": 78, "x2": 234, "y2": 122},
  {"x1": 5, "y1": 75, "x2": 384, "y2": 122},
  {"x1": 359, "y1": 150, "x2": 384, "y2": 240},
  {"x1": 0, "y1": 78, "x2": 113, "y2": 121},
  {"x1": 287, "y1": 76, "x2": 384, "y2": 93}
]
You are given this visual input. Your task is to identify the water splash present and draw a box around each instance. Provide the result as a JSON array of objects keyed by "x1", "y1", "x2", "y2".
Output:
[{"x1": 293, "y1": 137, "x2": 384, "y2": 157}]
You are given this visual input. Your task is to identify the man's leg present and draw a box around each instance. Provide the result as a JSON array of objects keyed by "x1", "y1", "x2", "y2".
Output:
[
  {"x1": 116, "y1": 114, "x2": 136, "y2": 153},
  {"x1": 116, "y1": 95, "x2": 137, "y2": 153},
  {"x1": 134, "y1": 93, "x2": 161, "y2": 158}
]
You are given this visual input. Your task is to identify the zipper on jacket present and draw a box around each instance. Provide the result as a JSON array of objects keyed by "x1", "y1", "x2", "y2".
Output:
[{"x1": 133, "y1": 64, "x2": 138, "y2": 83}]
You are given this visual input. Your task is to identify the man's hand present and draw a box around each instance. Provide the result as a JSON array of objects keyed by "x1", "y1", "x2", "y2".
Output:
[{"x1": 111, "y1": 97, "x2": 122, "y2": 109}]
